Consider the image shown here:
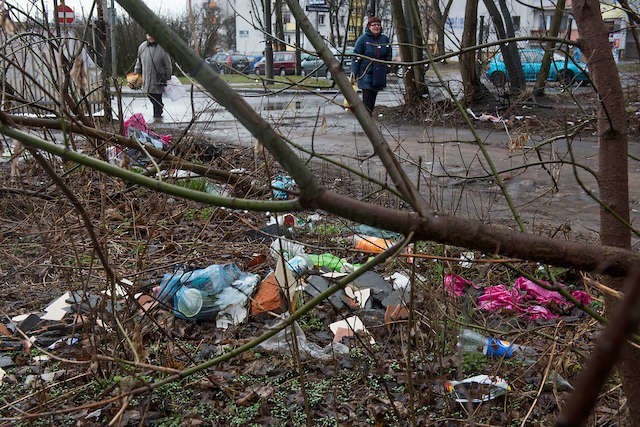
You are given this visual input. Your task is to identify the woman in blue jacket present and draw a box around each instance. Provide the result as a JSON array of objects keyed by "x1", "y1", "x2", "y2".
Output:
[{"x1": 352, "y1": 16, "x2": 392, "y2": 115}]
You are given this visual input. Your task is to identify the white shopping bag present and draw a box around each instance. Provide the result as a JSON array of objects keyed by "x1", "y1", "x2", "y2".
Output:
[{"x1": 163, "y1": 75, "x2": 185, "y2": 101}]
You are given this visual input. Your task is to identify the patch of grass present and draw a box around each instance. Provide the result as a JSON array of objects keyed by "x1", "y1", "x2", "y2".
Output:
[
  {"x1": 313, "y1": 222, "x2": 342, "y2": 237},
  {"x1": 184, "y1": 208, "x2": 197, "y2": 221},
  {"x1": 199, "y1": 207, "x2": 213, "y2": 220},
  {"x1": 227, "y1": 402, "x2": 261, "y2": 426},
  {"x1": 299, "y1": 313, "x2": 324, "y2": 331},
  {"x1": 178, "y1": 178, "x2": 207, "y2": 192},
  {"x1": 462, "y1": 352, "x2": 487, "y2": 373},
  {"x1": 306, "y1": 379, "x2": 331, "y2": 407}
]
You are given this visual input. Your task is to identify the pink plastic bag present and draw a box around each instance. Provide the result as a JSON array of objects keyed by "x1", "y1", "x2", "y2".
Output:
[
  {"x1": 478, "y1": 285, "x2": 520, "y2": 312},
  {"x1": 123, "y1": 113, "x2": 172, "y2": 145},
  {"x1": 514, "y1": 277, "x2": 565, "y2": 305},
  {"x1": 520, "y1": 305, "x2": 559, "y2": 320},
  {"x1": 444, "y1": 274, "x2": 476, "y2": 297}
]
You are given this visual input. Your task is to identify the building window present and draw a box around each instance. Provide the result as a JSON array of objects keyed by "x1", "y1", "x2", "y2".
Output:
[
  {"x1": 319, "y1": 14, "x2": 325, "y2": 25},
  {"x1": 511, "y1": 16, "x2": 520, "y2": 32}
]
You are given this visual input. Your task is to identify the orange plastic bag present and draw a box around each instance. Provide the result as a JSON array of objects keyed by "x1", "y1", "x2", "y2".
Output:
[
  {"x1": 353, "y1": 235, "x2": 394, "y2": 253},
  {"x1": 353, "y1": 235, "x2": 414, "y2": 263}
]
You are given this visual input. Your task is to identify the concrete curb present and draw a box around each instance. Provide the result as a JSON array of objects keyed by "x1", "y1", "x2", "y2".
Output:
[{"x1": 115, "y1": 83, "x2": 347, "y2": 98}]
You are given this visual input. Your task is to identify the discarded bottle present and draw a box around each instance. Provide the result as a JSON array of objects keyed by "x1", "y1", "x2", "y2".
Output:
[
  {"x1": 286, "y1": 254, "x2": 312, "y2": 276},
  {"x1": 457, "y1": 329, "x2": 536, "y2": 359},
  {"x1": 271, "y1": 174, "x2": 295, "y2": 200},
  {"x1": 174, "y1": 287, "x2": 203, "y2": 318},
  {"x1": 458, "y1": 329, "x2": 574, "y2": 391},
  {"x1": 307, "y1": 253, "x2": 345, "y2": 272}
]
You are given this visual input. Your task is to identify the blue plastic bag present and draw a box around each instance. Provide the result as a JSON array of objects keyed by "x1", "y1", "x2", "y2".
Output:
[{"x1": 157, "y1": 263, "x2": 258, "y2": 320}]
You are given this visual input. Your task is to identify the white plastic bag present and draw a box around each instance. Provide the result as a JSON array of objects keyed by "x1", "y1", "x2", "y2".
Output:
[{"x1": 163, "y1": 75, "x2": 185, "y2": 101}]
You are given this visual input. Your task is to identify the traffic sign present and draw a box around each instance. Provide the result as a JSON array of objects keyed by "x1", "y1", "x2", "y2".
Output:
[{"x1": 57, "y1": 4, "x2": 74, "y2": 24}]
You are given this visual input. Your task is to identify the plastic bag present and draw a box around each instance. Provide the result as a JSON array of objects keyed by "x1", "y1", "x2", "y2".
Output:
[
  {"x1": 269, "y1": 237, "x2": 305, "y2": 261},
  {"x1": 343, "y1": 74, "x2": 357, "y2": 110},
  {"x1": 163, "y1": 75, "x2": 185, "y2": 101},
  {"x1": 156, "y1": 263, "x2": 259, "y2": 320},
  {"x1": 259, "y1": 319, "x2": 349, "y2": 361},
  {"x1": 444, "y1": 375, "x2": 510, "y2": 403}
]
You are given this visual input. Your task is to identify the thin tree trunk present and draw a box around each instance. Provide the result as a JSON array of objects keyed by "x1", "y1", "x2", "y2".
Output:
[
  {"x1": 432, "y1": 0, "x2": 446, "y2": 56},
  {"x1": 264, "y1": 0, "x2": 273, "y2": 81},
  {"x1": 390, "y1": 0, "x2": 421, "y2": 106},
  {"x1": 274, "y1": 0, "x2": 285, "y2": 52},
  {"x1": 533, "y1": 0, "x2": 565, "y2": 95},
  {"x1": 187, "y1": 0, "x2": 200, "y2": 56},
  {"x1": 558, "y1": 0, "x2": 634, "y2": 423},
  {"x1": 461, "y1": 0, "x2": 480, "y2": 104},
  {"x1": 405, "y1": 0, "x2": 426, "y2": 95},
  {"x1": 483, "y1": 0, "x2": 525, "y2": 92},
  {"x1": 96, "y1": 0, "x2": 112, "y2": 124}
]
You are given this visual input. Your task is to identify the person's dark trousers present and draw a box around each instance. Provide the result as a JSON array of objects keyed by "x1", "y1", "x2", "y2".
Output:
[
  {"x1": 148, "y1": 92, "x2": 164, "y2": 118},
  {"x1": 362, "y1": 89, "x2": 378, "y2": 115}
]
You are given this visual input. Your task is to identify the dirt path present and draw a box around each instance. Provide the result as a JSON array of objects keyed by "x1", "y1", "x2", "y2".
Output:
[{"x1": 188, "y1": 106, "x2": 640, "y2": 245}]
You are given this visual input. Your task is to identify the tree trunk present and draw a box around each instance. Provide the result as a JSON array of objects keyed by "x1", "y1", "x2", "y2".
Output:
[
  {"x1": 461, "y1": 0, "x2": 483, "y2": 104},
  {"x1": 533, "y1": 0, "x2": 566, "y2": 95},
  {"x1": 264, "y1": 0, "x2": 273, "y2": 81},
  {"x1": 432, "y1": 0, "x2": 446, "y2": 57},
  {"x1": 483, "y1": 0, "x2": 525, "y2": 93},
  {"x1": 430, "y1": 0, "x2": 454, "y2": 58},
  {"x1": 390, "y1": 0, "x2": 421, "y2": 106},
  {"x1": 96, "y1": 0, "x2": 112, "y2": 124},
  {"x1": 274, "y1": 0, "x2": 285, "y2": 52},
  {"x1": 558, "y1": 0, "x2": 635, "y2": 423},
  {"x1": 405, "y1": 0, "x2": 426, "y2": 95},
  {"x1": 187, "y1": 0, "x2": 200, "y2": 56}
]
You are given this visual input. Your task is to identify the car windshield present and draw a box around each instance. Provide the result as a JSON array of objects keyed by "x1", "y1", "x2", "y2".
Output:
[
  {"x1": 521, "y1": 50, "x2": 544, "y2": 62},
  {"x1": 553, "y1": 52, "x2": 566, "y2": 62}
]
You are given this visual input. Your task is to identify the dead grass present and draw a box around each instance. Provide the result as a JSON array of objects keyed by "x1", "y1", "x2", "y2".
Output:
[{"x1": 0, "y1": 129, "x2": 626, "y2": 425}]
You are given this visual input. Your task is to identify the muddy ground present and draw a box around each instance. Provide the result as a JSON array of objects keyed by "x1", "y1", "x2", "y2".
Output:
[{"x1": 0, "y1": 87, "x2": 637, "y2": 425}]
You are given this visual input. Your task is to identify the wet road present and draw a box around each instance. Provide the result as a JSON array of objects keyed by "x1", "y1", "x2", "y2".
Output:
[{"x1": 113, "y1": 79, "x2": 640, "y2": 245}]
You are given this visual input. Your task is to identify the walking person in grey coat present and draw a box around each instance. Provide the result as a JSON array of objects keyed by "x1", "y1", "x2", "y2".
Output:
[{"x1": 134, "y1": 33, "x2": 172, "y2": 120}]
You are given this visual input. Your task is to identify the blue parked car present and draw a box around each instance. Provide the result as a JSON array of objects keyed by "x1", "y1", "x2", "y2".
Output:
[
  {"x1": 486, "y1": 47, "x2": 588, "y2": 87},
  {"x1": 245, "y1": 52, "x2": 263, "y2": 73}
]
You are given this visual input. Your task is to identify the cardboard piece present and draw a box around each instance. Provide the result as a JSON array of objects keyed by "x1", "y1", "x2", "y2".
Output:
[
  {"x1": 329, "y1": 316, "x2": 375, "y2": 344},
  {"x1": 345, "y1": 285, "x2": 371, "y2": 309},
  {"x1": 41, "y1": 292, "x2": 72, "y2": 321},
  {"x1": 275, "y1": 258, "x2": 299, "y2": 305}
]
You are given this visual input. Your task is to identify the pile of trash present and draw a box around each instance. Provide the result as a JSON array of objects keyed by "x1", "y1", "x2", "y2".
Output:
[{"x1": 1, "y1": 204, "x2": 590, "y2": 408}]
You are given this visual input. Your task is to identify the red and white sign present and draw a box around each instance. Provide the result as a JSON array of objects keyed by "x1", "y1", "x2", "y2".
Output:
[{"x1": 57, "y1": 4, "x2": 75, "y2": 24}]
